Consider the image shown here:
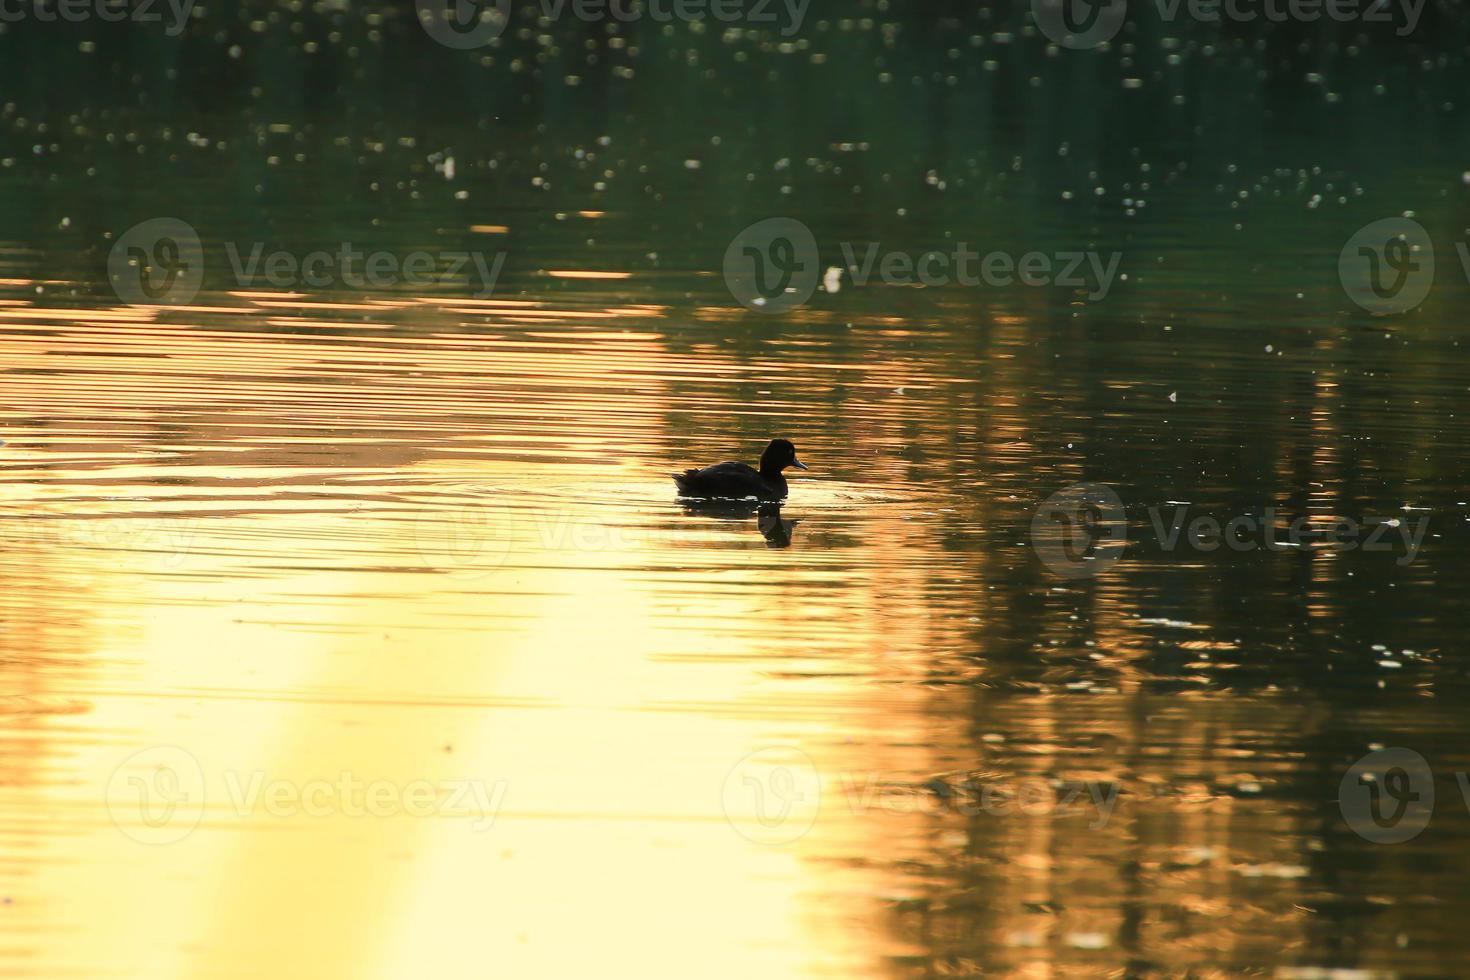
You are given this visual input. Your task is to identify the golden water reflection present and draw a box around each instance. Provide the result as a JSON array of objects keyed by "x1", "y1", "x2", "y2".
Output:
[{"x1": 2, "y1": 288, "x2": 1468, "y2": 977}]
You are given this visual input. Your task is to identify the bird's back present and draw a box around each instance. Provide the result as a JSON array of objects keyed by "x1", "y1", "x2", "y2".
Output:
[{"x1": 672, "y1": 461, "x2": 781, "y2": 499}]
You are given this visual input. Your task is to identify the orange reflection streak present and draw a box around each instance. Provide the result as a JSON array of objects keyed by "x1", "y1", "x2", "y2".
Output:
[
  {"x1": 414, "y1": 297, "x2": 538, "y2": 308},
  {"x1": 0, "y1": 282, "x2": 972, "y2": 979},
  {"x1": 0, "y1": 307, "x2": 157, "y2": 321}
]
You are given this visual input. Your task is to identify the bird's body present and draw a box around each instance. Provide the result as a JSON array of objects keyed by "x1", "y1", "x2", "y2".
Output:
[
  {"x1": 674, "y1": 460, "x2": 787, "y2": 500},
  {"x1": 672, "y1": 439, "x2": 808, "y2": 500}
]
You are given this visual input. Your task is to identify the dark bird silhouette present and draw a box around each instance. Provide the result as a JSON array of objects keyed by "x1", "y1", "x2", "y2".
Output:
[{"x1": 672, "y1": 439, "x2": 808, "y2": 500}]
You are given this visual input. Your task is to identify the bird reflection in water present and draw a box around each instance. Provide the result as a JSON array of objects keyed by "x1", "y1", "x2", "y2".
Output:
[
  {"x1": 756, "y1": 502, "x2": 799, "y2": 548},
  {"x1": 680, "y1": 500, "x2": 800, "y2": 548}
]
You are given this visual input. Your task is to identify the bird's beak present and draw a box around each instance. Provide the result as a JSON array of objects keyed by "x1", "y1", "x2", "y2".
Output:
[{"x1": 791, "y1": 457, "x2": 809, "y2": 471}]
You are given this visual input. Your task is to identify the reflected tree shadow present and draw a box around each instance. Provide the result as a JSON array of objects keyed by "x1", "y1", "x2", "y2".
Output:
[{"x1": 679, "y1": 500, "x2": 800, "y2": 549}]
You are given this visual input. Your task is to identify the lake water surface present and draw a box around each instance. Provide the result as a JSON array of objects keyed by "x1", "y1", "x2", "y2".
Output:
[{"x1": 4, "y1": 14, "x2": 1470, "y2": 977}]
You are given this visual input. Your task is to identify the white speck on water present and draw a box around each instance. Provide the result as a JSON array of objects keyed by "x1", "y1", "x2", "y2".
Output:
[
  {"x1": 1236, "y1": 863, "x2": 1309, "y2": 879},
  {"x1": 823, "y1": 266, "x2": 842, "y2": 293},
  {"x1": 1066, "y1": 932, "x2": 1110, "y2": 949}
]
